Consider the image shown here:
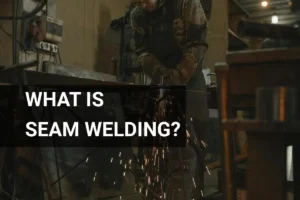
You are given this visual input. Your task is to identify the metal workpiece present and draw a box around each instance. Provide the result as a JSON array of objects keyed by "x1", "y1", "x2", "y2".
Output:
[{"x1": 256, "y1": 87, "x2": 300, "y2": 122}]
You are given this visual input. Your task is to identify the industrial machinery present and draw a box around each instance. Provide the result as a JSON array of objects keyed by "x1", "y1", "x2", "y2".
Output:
[{"x1": 21, "y1": 2, "x2": 63, "y2": 54}]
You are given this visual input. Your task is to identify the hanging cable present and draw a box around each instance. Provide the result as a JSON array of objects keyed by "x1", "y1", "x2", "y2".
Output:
[
  {"x1": 47, "y1": 106, "x2": 62, "y2": 200},
  {"x1": 0, "y1": 25, "x2": 25, "y2": 50},
  {"x1": 57, "y1": 47, "x2": 62, "y2": 64},
  {"x1": 12, "y1": 0, "x2": 19, "y2": 65},
  {"x1": 0, "y1": 1, "x2": 46, "y2": 20}
]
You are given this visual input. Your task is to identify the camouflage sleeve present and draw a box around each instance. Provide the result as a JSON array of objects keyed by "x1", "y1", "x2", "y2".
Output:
[
  {"x1": 130, "y1": 8, "x2": 164, "y2": 77},
  {"x1": 176, "y1": 0, "x2": 208, "y2": 83}
]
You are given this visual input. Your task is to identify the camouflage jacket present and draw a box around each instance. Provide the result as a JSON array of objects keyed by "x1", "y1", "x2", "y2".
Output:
[{"x1": 131, "y1": 0, "x2": 208, "y2": 84}]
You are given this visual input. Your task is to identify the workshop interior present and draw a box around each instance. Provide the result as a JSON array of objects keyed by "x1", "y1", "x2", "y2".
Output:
[{"x1": 0, "y1": 0, "x2": 300, "y2": 199}]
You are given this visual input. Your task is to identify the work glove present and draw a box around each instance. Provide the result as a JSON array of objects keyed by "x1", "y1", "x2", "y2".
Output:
[
  {"x1": 173, "y1": 18, "x2": 185, "y2": 45},
  {"x1": 163, "y1": 69, "x2": 181, "y2": 85},
  {"x1": 151, "y1": 67, "x2": 182, "y2": 85},
  {"x1": 151, "y1": 65, "x2": 168, "y2": 84}
]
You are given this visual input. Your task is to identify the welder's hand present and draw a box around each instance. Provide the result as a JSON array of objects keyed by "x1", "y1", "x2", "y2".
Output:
[
  {"x1": 163, "y1": 69, "x2": 181, "y2": 85},
  {"x1": 151, "y1": 65, "x2": 168, "y2": 84}
]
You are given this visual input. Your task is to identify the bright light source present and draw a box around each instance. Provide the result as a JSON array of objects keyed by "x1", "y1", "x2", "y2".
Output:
[
  {"x1": 261, "y1": 1, "x2": 268, "y2": 7},
  {"x1": 272, "y1": 15, "x2": 278, "y2": 24}
]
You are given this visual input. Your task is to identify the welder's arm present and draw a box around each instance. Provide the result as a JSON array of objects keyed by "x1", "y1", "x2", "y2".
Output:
[
  {"x1": 176, "y1": 0, "x2": 208, "y2": 83},
  {"x1": 130, "y1": 10, "x2": 165, "y2": 79}
]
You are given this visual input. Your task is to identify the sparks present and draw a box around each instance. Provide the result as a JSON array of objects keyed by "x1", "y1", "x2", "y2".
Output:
[
  {"x1": 186, "y1": 130, "x2": 190, "y2": 138},
  {"x1": 85, "y1": 157, "x2": 89, "y2": 162},
  {"x1": 206, "y1": 165, "x2": 211, "y2": 175},
  {"x1": 201, "y1": 140, "x2": 208, "y2": 148},
  {"x1": 192, "y1": 177, "x2": 196, "y2": 188}
]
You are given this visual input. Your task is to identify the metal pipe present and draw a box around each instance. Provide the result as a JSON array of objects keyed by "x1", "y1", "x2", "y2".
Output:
[
  {"x1": 232, "y1": 0, "x2": 250, "y2": 16},
  {"x1": 12, "y1": 0, "x2": 17, "y2": 65},
  {"x1": 119, "y1": 16, "x2": 126, "y2": 82},
  {"x1": 238, "y1": 20, "x2": 300, "y2": 40}
]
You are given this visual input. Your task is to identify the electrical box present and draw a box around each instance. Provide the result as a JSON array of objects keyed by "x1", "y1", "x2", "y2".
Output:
[
  {"x1": 35, "y1": 42, "x2": 58, "y2": 53},
  {"x1": 40, "y1": 16, "x2": 63, "y2": 43}
]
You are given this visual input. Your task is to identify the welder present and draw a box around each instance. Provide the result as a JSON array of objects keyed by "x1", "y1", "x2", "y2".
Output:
[{"x1": 131, "y1": 0, "x2": 209, "y2": 199}]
